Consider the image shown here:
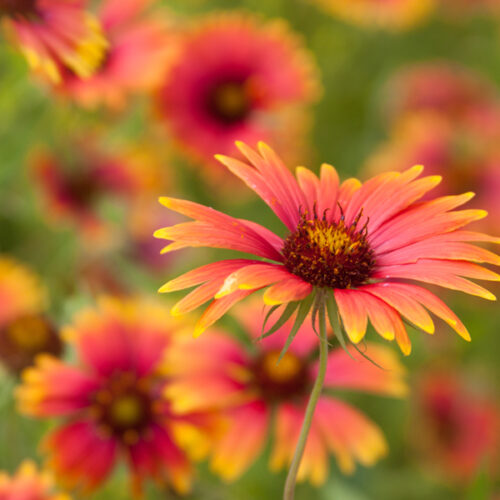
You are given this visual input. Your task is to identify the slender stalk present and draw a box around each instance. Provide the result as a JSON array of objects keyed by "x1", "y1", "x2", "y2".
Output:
[{"x1": 283, "y1": 291, "x2": 329, "y2": 500}]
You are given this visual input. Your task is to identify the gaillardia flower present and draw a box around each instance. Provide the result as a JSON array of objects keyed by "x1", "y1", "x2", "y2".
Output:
[
  {"x1": 0, "y1": 0, "x2": 107, "y2": 84},
  {"x1": 310, "y1": 0, "x2": 434, "y2": 30},
  {"x1": 382, "y1": 62, "x2": 500, "y2": 127},
  {"x1": 0, "y1": 256, "x2": 61, "y2": 374},
  {"x1": 166, "y1": 301, "x2": 407, "y2": 484},
  {"x1": 16, "y1": 297, "x2": 213, "y2": 495},
  {"x1": 414, "y1": 370, "x2": 499, "y2": 482},
  {"x1": 155, "y1": 141, "x2": 500, "y2": 355},
  {"x1": 0, "y1": 256, "x2": 46, "y2": 328},
  {"x1": 156, "y1": 13, "x2": 319, "y2": 168},
  {"x1": 53, "y1": 0, "x2": 175, "y2": 109},
  {"x1": 31, "y1": 139, "x2": 163, "y2": 244},
  {"x1": 364, "y1": 113, "x2": 500, "y2": 232},
  {"x1": 0, "y1": 460, "x2": 70, "y2": 500}
]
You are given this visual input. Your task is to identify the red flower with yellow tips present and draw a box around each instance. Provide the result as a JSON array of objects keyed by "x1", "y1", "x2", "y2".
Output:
[
  {"x1": 0, "y1": 460, "x2": 70, "y2": 500},
  {"x1": 155, "y1": 141, "x2": 500, "y2": 355},
  {"x1": 156, "y1": 13, "x2": 319, "y2": 169},
  {"x1": 0, "y1": 0, "x2": 107, "y2": 84},
  {"x1": 0, "y1": 256, "x2": 62, "y2": 375},
  {"x1": 415, "y1": 370, "x2": 499, "y2": 482},
  {"x1": 53, "y1": 0, "x2": 176, "y2": 109},
  {"x1": 166, "y1": 301, "x2": 407, "y2": 484},
  {"x1": 31, "y1": 139, "x2": 165, "y2": 245},
  {"x1": 16, "y1": 297, "x2": 214, "y2": 495}
]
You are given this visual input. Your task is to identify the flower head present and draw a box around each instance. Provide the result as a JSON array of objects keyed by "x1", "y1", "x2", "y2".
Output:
[
  {"x1": 0, "y1": 0, "x2": 108, "y2": 84},
  {"x1": 310, "y1": 0, "x2": 434, "y2": 30},
  {"x1": 0, "y1": 460, "x2": 70, "y2": 500},
  {"x1": 155, "y1": 141, "x2": 500, "y2": 355},
  {"x1": 16, "y1": 297, "x2": 214, "y2": 495},
  {"x1": 53, "y1": 0, "x2": 176, "y2": 109},
  {"x1": 156, "y1": 13, "x2": 319, "y2": 169},
  {"x1": 414, "y1": 370, "x2": 499, "y2": 482},
  {"x1": 0, "y1": 256, "x2": 46, "y2": 328},
  {"x1": 365, "y1": 113, "x2": 500, "y2": 232},
  {"x1": 382, "y1": 63, "x2": 500, "y2": 127},
  {"x1": 0, "y1": 256, "x2": 61, "y2": 374},
  {"x1": 166, "y1": 300, "x2": 406, "y2": 483},
  {"x1": 31, "y1": 139, "x2": 164, "y2": 244}
]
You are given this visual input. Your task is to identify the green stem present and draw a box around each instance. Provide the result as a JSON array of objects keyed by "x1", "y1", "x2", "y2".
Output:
[{"x1": 283, "y1": 292, "x2": 329, "y2": 500}]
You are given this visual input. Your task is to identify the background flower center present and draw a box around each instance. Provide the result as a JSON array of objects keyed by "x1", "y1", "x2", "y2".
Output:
[
  {"x1": 282, "y1": 213, "x2": 375, "y2": 288},
  {"x1": 92, "y1": 373, "x2": 154, "y2": 443},
  {"x1": 205, "y1": 80, "x2": 252, "y2": 125},
  {"x1": 6, "y1": 315, "x2": 51, "y2": 350},
  {"x1": 251, "y1": 350, "x2": 311, "y2": 402},
  {"x1": 0, "y1": 0, "x2": 37, "y2": 17}
]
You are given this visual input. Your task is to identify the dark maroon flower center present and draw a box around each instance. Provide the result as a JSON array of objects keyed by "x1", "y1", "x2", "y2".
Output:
[
  {"x1": 0, "y1": 0, "x2": 38, "y2": 17},
  {"x1": 282, "y1": 210, "x2": 375, "y2": 289},
  {"x1": 205, "y1": 79, "x2": 252, "y2": 125},
  {"x1": 91, "y1": 372, "x2": 157, "y2": 444},
  {"x1": 0, "y1": 314, "x2": 62, "y2": 374},
  {"x1": 62, "y1": 169, "x2": 102, "y2": 210},
  {"x1": 251, "y1": 350, "x2": 311, "y2": 403}
]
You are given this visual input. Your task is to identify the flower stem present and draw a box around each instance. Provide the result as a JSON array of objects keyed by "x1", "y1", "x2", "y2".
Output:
[{"x1": 283, "y1": 292, "x2": 329, "y2": 500}]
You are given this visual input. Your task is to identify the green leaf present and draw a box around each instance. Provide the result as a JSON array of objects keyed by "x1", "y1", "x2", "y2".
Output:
[
  {"x1": 325, "y1": 292, "x2": 356, "y2": 361},
  {"x1": 277, "y1": 291, "x2": 315, "y2": 363},
  {"x1": 261, "y1": 304, "x2": 281, "y2": 333},
  {"x1": 258, "y1": 301, "x2": 300, "y2": 340}
]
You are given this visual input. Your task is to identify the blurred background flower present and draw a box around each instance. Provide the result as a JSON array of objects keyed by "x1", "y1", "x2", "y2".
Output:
[
  {"x1": 16, "y1": 297, "x2": 217, "y2": 495},
  {"x1": 155, "y1": 12, "x2": 320, "y2": 180},
  {"x1": 0, "y1": 256, "x2": 62, "y2": 375},
  {"x1": 166, "y1": 300, "x2": 406, "y2": 485},
  {"x1": 0, "y1": 460, "x2": 70, "y2": 500}
]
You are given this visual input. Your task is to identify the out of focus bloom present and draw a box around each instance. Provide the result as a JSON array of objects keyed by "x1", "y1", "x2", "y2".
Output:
[
  {"x1": 310, "y1": 0, "x2": 434, "y2": 30},
  {"x1": 31, "y1": 140, "x2": 164, "y2": 244},
  {"x1": 382, "y1": 63, "x2": 500, "y2": 127},
  {"x1": 16, "y1": 297, "x2": 212, "y2": 494},
  {"x1": 155, "y1": 141, "x2": 500, "y2": 354},
  {"x1": 368, "y1": 64, "x2": 500, "y2": 231},
  {"x1": 365, "y1": 113, "x2": 500, "y2": 231},
  {"x1": 156, "y1": 13, "x2": 319, "y2": 169},
  {"x1": 166, "y1": 301, "x2": 406, "y2": 484},
  {"x1": 415, "y1": 371, "x2": 499, "y2": 482},
  {"x1": 0, "y1": 256, "x2": 61, "y2": 374},
  {"x1": 0, "y1": 0, "x2": 108, "y2": 84},
  {"x1": 53, "y1": 0, "x2": 176, "y2": 109},
  {"x1": 0, "y1": 460, "x2": 70, "y2": 500}
]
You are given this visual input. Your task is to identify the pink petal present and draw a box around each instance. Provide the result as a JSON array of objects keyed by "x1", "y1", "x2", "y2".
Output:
[
  {"x1": 194, "y1": 290, "x2": 256, "y2": 336},
  {"x1": 159, "y1": 259, "x2": 262, "y2": 292},
  {"x1": 378, "y1": 283, "x2": 471, "y2": 340},
  {"x1": 314, "y1": 398, "x2": 387, "y2": 473},
  {"x1": 334, "y1": 289, "x2": 368, "y2": 343},
  {"x1": 211, "y1": 401, "x2": 270, "y2": 481},
  {"x1": 263, "y1": 276, "x2": 313, "y2": 305},
  {"x1": 375, "y1": 260, "x2": 498, "y2": 300},
  {"x1": 17, "y1": 357, "x2": 99, "y2": 417},
  {"x1": 362, "y1": 283, "x2": 434, "y2": 333},
  {"x1": 44, "y1": 420, "x2": 117, "y2": 491},
  {"x1": 216, "y1": 264, "x2": 293, "y2": 297},
  {"x1": 321, "y1": 343, "x2": 407, "y2": 396}
]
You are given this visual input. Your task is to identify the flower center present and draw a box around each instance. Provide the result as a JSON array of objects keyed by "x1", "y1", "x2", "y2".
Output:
[
  {"x1": 0, "y1": 0, "x2": 38, "y2": 17},
  {"x1": 251, "y1": 350, "x2": 311, "y2": 402},
  {"x1": 6, "y1": 315, "x2": 51, "y2": 350},
  {"x1": 282, "y1": 211, "x2": 375, "y2": 289},
  {"x1": 92, "y1": 373, "x2": 155, "y2": 444},
  {"x1": 205, "y1": 80, "x2": 252, "y2": 125}
]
